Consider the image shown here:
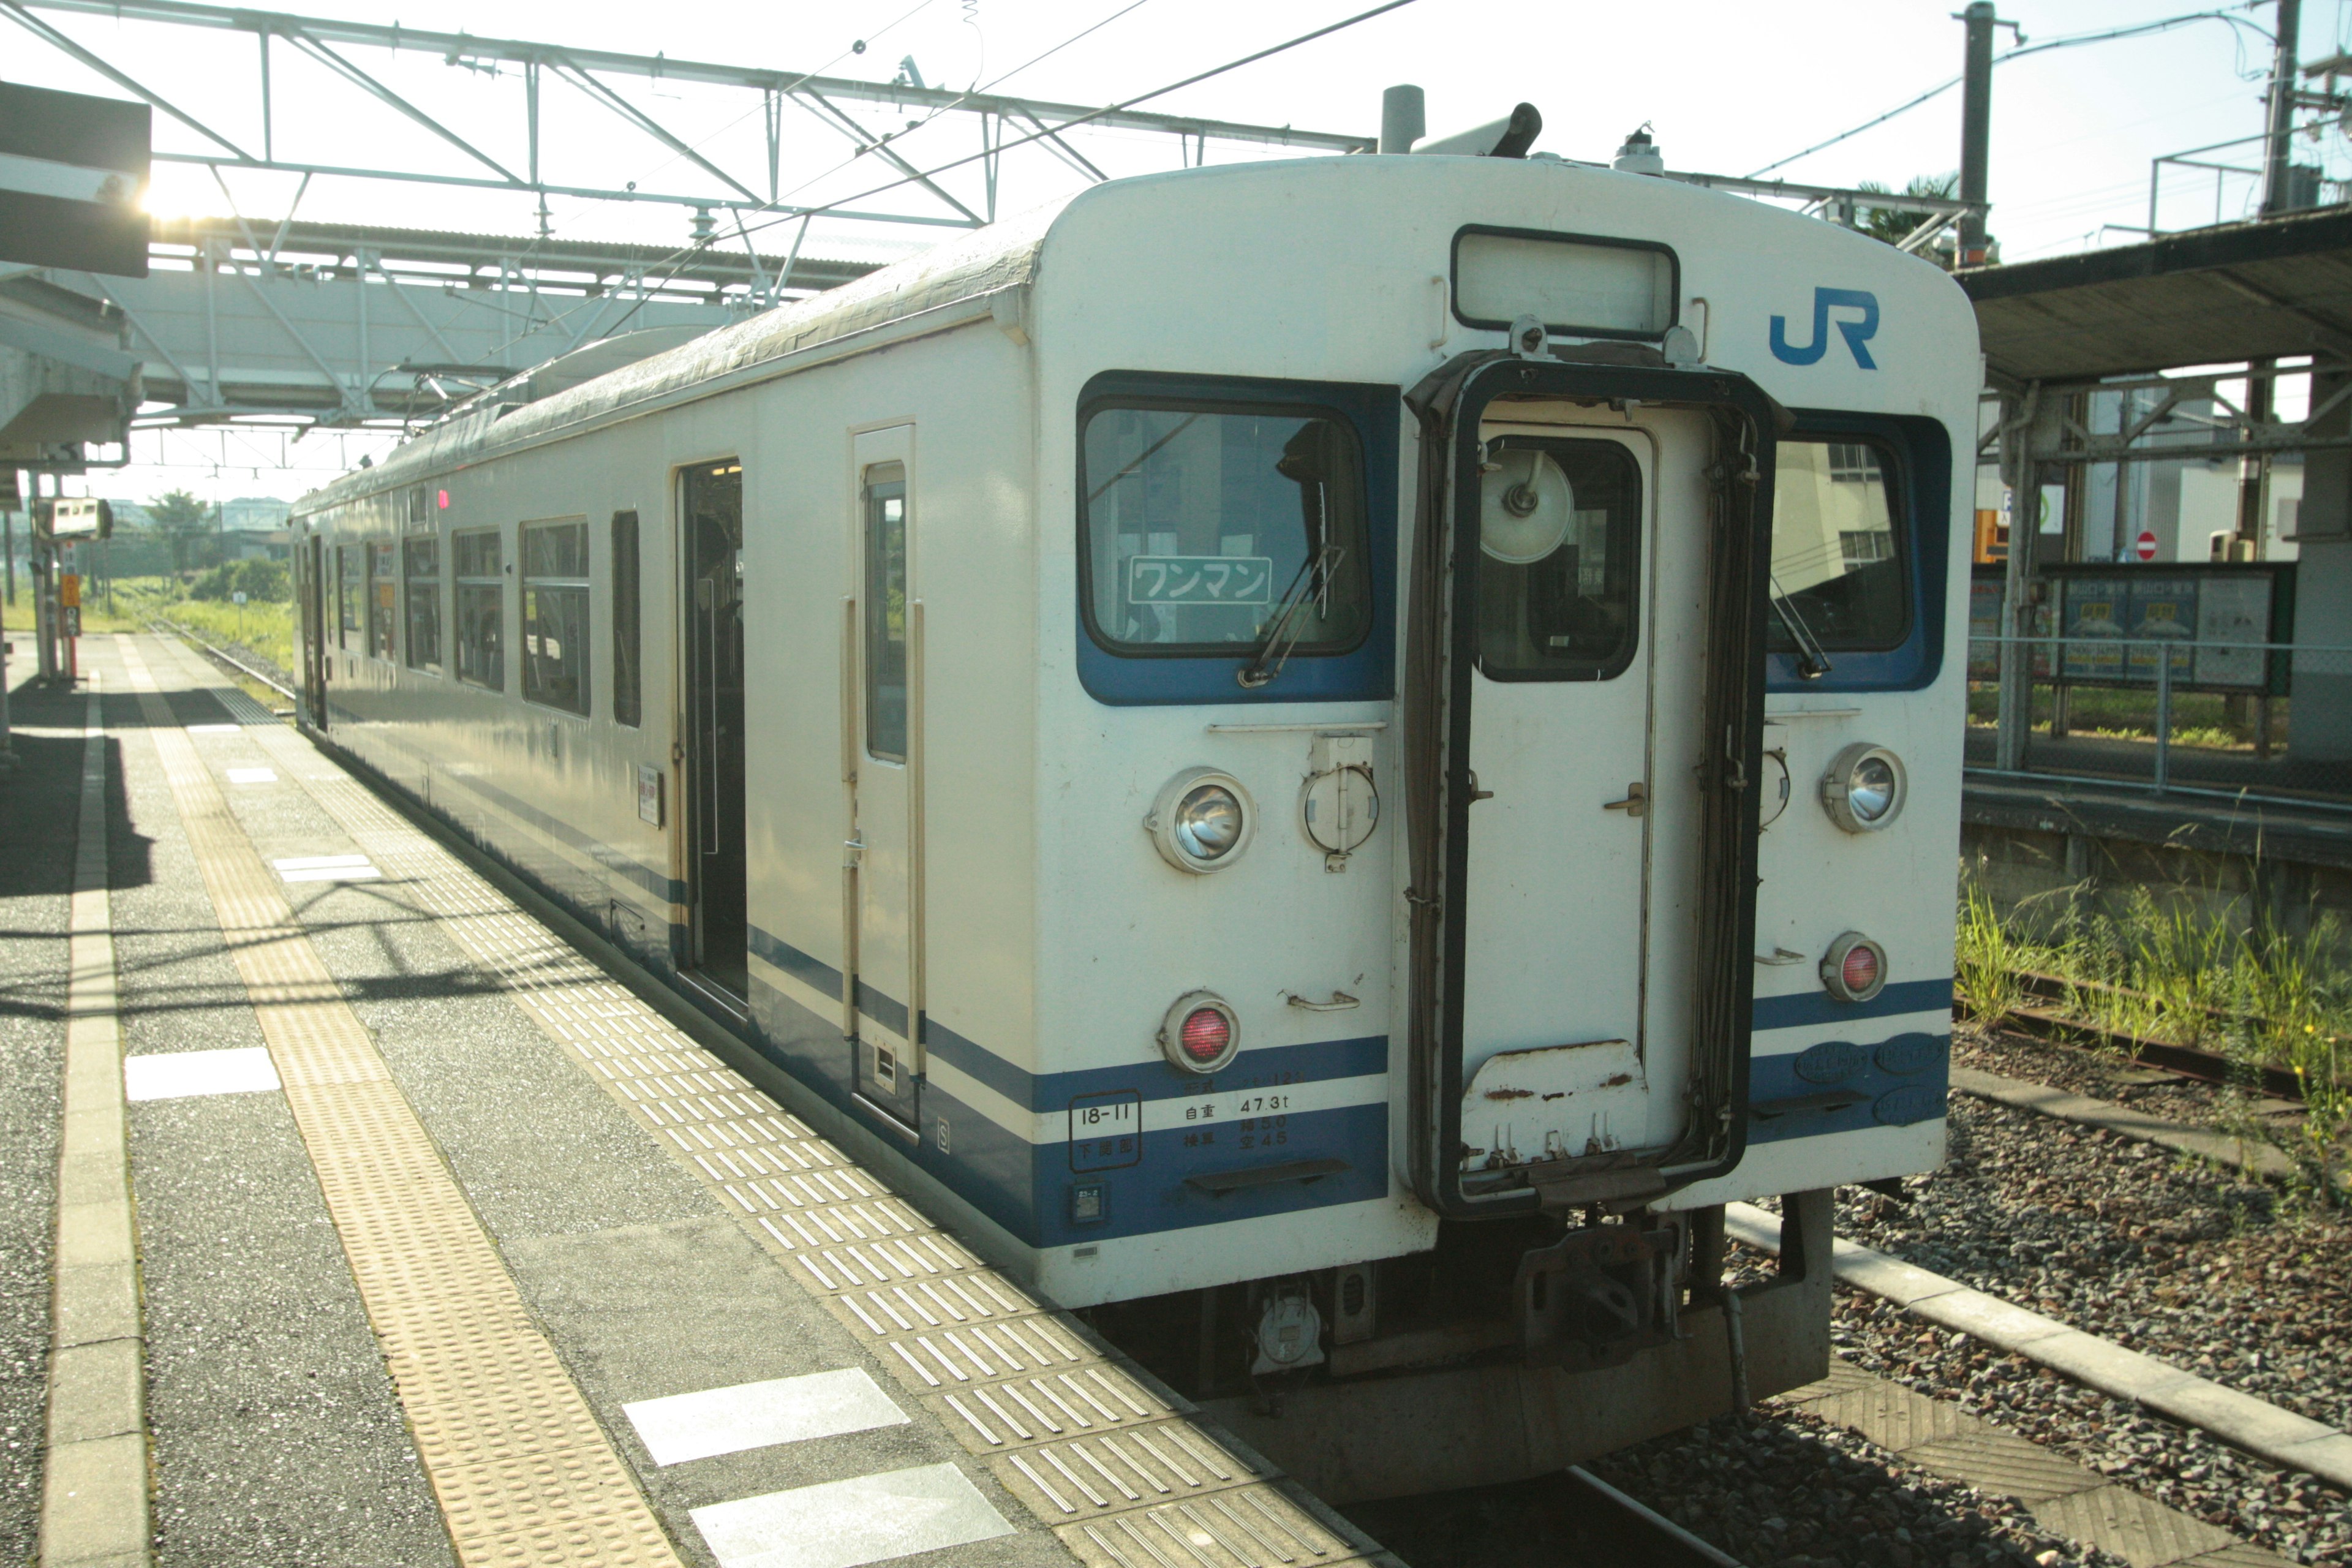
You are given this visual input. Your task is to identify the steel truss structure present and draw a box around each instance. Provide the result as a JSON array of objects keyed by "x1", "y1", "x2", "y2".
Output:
[{"x1": 3, "y1": 0, "x2": 1371, "y2": 235}]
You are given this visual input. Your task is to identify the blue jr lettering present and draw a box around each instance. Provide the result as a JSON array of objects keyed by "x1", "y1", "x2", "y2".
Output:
[{"x1": 1770, "y1": 288, "x2": 1880, "y2": 369}]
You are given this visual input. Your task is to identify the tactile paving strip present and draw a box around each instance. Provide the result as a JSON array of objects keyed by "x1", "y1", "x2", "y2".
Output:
[
  {"x1": 118, "y1": 642, "x2": 687, "y2": 1568},
  {"x1": 165, "y1": 641, "x2": 1398, "y2": 1568}
]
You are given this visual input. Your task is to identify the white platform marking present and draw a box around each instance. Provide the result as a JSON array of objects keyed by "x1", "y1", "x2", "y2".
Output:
[
  {"x1": 272, "y1": 854, "x2": 380, "y2": 882},
  {"x1": 625, "y1": 1369, "x2": 909, "y2": 1467},
  {"x1": 690, "y1": 1463, "x2": 1014, "y2": 1568},
  {"x1": 125, "y1": 1047, "x2": 282, "y2": 1102},
  {"x1": 227, "y1": 767, "x2": 277, "y2": 784},
  {"x1": 184, "y1": 723, "x2": 239, "y2": 733}
]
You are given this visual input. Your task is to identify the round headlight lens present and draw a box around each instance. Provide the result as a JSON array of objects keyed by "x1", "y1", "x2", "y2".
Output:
[
  {"x1": 1147, "y1": 769, "x2": 1255, "y2": 873},
  {"x1": 1848, "y1": 756, "x2": 1899, "y2": 823},
  {"x1": 1820, "y1": 743, "x2": 1907, "y2": 834},
  {"x1": 1174, "y1": 784, "x2": 1244, "y2": 861}
]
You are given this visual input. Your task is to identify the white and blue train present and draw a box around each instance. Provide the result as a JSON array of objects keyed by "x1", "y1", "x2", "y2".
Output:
[{"x1": 292, "y1": 140, "x2": 1975, "y2": 1501}]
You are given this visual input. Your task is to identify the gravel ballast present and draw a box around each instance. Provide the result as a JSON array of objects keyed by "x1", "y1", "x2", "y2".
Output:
[
  {"x1": 1810, "y1": 1065, "x2": 2352, "y2": 1564},
  {"x1": 1345, "y1": 1404, "x2": 2126, "y2": 1568}
]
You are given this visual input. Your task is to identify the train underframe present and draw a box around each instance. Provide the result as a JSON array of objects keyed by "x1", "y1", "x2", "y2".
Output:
[{"x1": 1090, "y1": 1191, "x2": 1836, "y2": 1504}]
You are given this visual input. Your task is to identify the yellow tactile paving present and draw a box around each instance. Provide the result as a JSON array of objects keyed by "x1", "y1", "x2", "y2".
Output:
[
  {"x1": 115, "y1": 641, "x2": 687, "y2": 1568},
  {"x1": 154, "y1": 635, "x2": 1400, "y2": 1568}
]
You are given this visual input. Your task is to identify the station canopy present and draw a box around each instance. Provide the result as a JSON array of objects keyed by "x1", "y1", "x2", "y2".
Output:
[{"x1": 1957, "y1": 206, "x2": 2352, "y2": 385}]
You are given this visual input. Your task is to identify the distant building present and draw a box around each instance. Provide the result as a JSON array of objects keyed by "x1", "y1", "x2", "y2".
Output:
[{"x1": 221, "y1": 497, "x2": 292, "y2": 532}]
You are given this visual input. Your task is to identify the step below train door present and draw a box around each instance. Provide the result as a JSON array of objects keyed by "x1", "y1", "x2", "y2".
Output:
[
  {"x1": 846, "y1": 428, "x2": 922, "y2": 1138},
  {"x1": 1452, "y1": 399, "x2": 1713, "y2": 1205}
]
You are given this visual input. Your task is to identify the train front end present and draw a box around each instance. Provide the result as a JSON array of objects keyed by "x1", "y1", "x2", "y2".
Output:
[{"x1": 1015, "y1": 151, "x2": 1977, "y2": 1494}]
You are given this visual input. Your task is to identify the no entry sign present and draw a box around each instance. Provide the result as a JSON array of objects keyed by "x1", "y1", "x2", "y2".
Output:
[{"x1": 2135, "y1": 530, "x2": 2158, "y2": 562}]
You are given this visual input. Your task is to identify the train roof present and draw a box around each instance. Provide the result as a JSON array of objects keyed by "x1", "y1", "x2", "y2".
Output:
[{"x1": 295, "y1": 196, "x2": 1063, "y2": 515}]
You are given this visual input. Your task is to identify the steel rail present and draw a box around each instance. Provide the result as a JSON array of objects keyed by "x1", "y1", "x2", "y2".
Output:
[
  {"x1": 1966, "y1": 974, "x2": 2314, "y2": 1102},
  {"x1": 148, "y1": 614, "x2": 298, "y2": 702},
  {"x1": 1563, "y1": 1466, "x2": 1751, "y2": 1568}
]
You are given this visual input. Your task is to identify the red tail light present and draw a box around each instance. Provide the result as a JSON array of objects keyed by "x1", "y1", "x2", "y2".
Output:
[
  {"x1": 1841, "y1": 943, "x2": 1881, "y2": 997},
  {"x1": 1180, "y1": 1007, "x2": 1231, "y2": 1063}
]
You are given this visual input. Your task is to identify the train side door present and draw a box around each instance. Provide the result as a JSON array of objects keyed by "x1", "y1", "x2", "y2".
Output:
[
  {"x1": 298, "y1": 534, "x2": 328, "y2": 726},
  {"x1": 1453, "y1": 407, "x2": 1709, "y2": 1184},
  {"x1": 680, "y1": 460, "x2": 750, "y2": 1006},
  {"x1": 846, "y1": 429, "x2": 921, "y2": 1136}
]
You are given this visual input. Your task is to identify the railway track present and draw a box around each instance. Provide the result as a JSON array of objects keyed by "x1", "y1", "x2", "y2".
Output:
[
  {"x1": 1562, "y1": 1467, "x2": 1749, "y2": 1568},
  {"x1": 1968, "y1": 972, "x2": 2313, "y2": 1102},
  {"x1": 148, "y1": 615, "x2": 298, "y2": 703}
]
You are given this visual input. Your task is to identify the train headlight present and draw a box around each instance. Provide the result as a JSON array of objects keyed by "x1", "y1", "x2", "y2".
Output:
[
  {"x1": 1820, "y1": 743, "x2": 1907, "y2": 834},
  {"x1": 1820, "y1": 932, "x2": 1889, "y2": 1003},
  {"x1": 1147, "y1": 769, "x2": 1255, "y2": 873},
  {"x1": 1160, "y1": 990, "x2": 1240, "y2": 1074}
]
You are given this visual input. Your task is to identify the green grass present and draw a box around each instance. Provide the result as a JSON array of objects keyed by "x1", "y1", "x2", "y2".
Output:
[
  {"x1": 1958, "y1": 862, "x2": 2351, "y2": 1200},
  {"x1": 113, "y1": 578, "x2": 296, "y2": 677},
  {"x1": 1965, "y1": 682, "x2": 2284, "y2": 750}
]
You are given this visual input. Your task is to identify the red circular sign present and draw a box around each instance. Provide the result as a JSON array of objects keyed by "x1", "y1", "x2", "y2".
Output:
[{"x1": 2135, "y1": 530, "x2": 2158, "y2": 562}]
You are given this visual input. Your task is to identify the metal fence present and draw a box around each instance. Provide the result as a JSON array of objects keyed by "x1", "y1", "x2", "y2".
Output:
[{"x1": 1965, "y1": 633, "x2": 2352, "y2": 813}]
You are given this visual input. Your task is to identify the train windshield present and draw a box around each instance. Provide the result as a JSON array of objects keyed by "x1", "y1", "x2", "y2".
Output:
[
  {"x1": 1766, "y1": 437, "x2": 1909, "y2": 652},
  {"x1": 1079, "y1": 402, "x2": 1371, "y2": 656}
]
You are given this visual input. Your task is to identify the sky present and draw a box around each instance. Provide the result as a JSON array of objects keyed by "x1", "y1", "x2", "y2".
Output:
[{"x1": 4, "y1": 0, "x2": 2336, "y2": 503}]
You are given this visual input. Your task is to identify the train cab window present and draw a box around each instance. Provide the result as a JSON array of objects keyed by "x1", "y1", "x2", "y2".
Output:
[
  {"x1": 404, "y1": 538, "x2": 441, "y2": 671},
  {"x1": 1475, "y1": 436, "x2": 1642, "y2": 680},
  {"x1": 864, "y1": 466, "x2": 908, "y2": 763},
  {"x1": 1079, "y1": 403, "x2": 1370, "y2": 657},
  {"x1": 368, "y1": 542, "x2": 397, "y2": 661},
  {"x1": 521, "y1": 519, "x2": 590, "y2": 716},
  {"x1": 454, "y1": 529, "x2": 505, "y2": 691},
  {"x1": 611, "y1": 510, "x2": 641, "y2": 728},
  {"x1": 336, "y1": 545, "x2": 362, "y2": 650},
  {"x1": 1768, "y1": 438, "x2": 1909, "y2": 652}
]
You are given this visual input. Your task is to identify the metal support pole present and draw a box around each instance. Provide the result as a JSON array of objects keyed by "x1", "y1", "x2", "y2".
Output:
[
  {"x1": 2263, "y1": 0, "x2": 2303, "y2": 215},
  {"x1": 1958, "y1": 2, "x2": 1996, "y2": 265},
  {"x1": 1995, "y1": 390, "x2": 2038, "y2": 771},
  {"x1": 32, "y1": 477, "x2": 56, "y2": 686},
  {"x1": 2, "y1": 500, "x2": 13, "y2": 607},
  {"x1": 2153, "y1": 641, "x2": 2173, "y2": 796}
]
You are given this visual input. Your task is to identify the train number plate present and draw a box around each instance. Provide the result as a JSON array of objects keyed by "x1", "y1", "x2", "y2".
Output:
[
  {"x1": 1067, "y1": 1090, "x2": 1142, "y2": 1172},
  {"x1": 1125, "y1": 555, "x2": 1273, "y2": 605}
]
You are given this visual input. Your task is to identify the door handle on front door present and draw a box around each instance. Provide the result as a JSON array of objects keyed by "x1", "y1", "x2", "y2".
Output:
[{"x1": 1603, "y1": 783, "x2": 1647, "y2": 817}]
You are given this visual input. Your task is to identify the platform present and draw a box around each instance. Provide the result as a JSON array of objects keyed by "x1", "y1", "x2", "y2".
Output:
[{"x1": 2, "y1": 633, "x2": 1400, "y2": 1568}]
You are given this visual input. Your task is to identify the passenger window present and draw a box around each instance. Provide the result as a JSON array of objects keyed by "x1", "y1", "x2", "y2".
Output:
[
  {"x1": 521, "y1": 520, "x2": 590, "y2": 716},
  {"x1": 1079, "y1": 403, "x2": 1370, "y2": 657},
  {"x1": 612, "y1": 510, "x2": 641, "y2": 729},
  {"x1": 864, "y1": 466, "x2": 908, "y2": 763},
  {"x1": 337, "y1": 545, "x2": 362, "y2": 650},
  {"x1": 368, "y1": 541, "x2": 397, "y2": 661},
  {"x1": 403, "y1": 537, "x2": 441, "y2": 671},
  {"x1": 1768, "y1": 439, "x2": 1909, "y2": 652},
  {"x1": 1476, "y1": 437, "x2": 1642, "y2": 680},
  {"x1": 453, "y1": 529, "x2": 504, "y2": 691}
]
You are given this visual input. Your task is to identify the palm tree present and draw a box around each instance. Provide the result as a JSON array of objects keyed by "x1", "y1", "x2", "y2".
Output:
[{"x1": 1857, "y1": 173, "x2": 1963, "y2": 251}]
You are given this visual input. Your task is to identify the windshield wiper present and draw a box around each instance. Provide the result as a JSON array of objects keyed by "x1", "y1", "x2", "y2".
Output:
[
  {"x1": 1237, "y1": 545, "x2": 1343, "y2": 689},
  {"x1": 1769, "y1": 572, "x2": 1834, "y2": 680}
]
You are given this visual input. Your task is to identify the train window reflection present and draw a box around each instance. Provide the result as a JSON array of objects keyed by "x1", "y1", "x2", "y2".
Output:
[
  {"x1": 522, "y1": 519, "x2": 590, "y2": 716},
  {"x1": 864, "y1": 466, "x2": 908, "y2": 763},
  {"x1": 1476, "y1": 437, "x2": 1642, "y2": 681},
  {"x1": 1079, "y1": 403, "x2": 1369, "y2": 657},
  {"x1": 454, "y1": 529, "x2": 504, "y2": 692},
  {"x1": 1768, "y1": 439, "x2": 1909, "y2": 652},
  {"x1": 368, "y1": 541, "x2": 397, "y2": 661},
  {"x1": 612, "y1": 511, "x2": 642, "y2": 728},
  {"x1": 404, "y1": 537, "x2": 440, "y2": 672},
  {"x1": 337, "y1": 545, "x2": 361, "y2": 651}
]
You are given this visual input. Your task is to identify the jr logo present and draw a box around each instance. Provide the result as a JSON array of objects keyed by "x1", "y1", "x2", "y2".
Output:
[{"x1": 1770, "y1": 287, "x2": 1880, "y2": 369}]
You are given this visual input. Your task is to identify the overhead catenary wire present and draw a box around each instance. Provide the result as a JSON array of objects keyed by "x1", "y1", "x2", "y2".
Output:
[
  {"x1": 598, "y1": 0, "x2": 1419, "y2": 337},
  {"x1": 1747, "y1": 4, "x2": 2275, "y2": 180}
]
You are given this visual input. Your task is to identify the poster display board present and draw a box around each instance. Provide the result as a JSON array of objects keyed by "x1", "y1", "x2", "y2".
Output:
[{"x1": 1968, "y1": 564, "x2": 2291, "y2": 696}]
